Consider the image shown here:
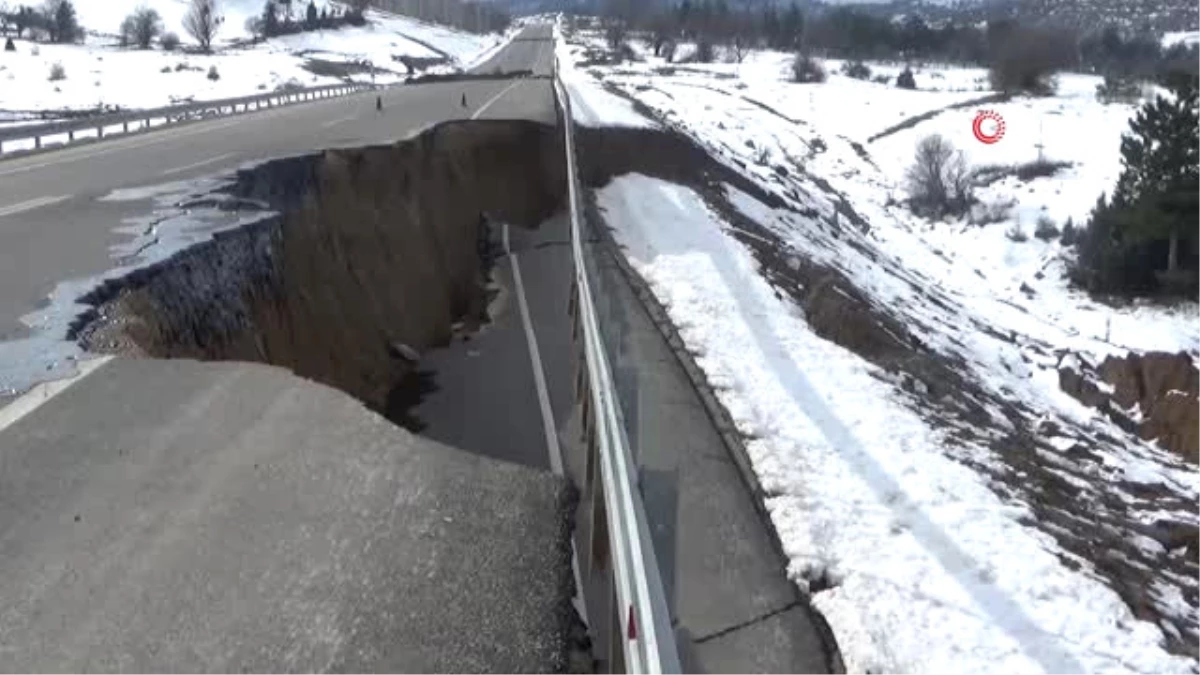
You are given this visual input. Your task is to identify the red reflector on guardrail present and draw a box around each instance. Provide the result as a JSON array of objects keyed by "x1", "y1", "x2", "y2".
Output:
[{"x1": 628, "y1": 605, "x2": 638, "y2": 641}]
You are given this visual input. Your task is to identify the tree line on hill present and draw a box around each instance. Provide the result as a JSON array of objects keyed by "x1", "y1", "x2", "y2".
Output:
[
  {"x1": 367, "y1": 0, "x2": 510, "y2": 35},
  {"x1": 602, "y1": 0, "x2": 1198, "y2": 84},
  {"x1": 1, "y1": 0, "x2": 84, "y2": 44}
]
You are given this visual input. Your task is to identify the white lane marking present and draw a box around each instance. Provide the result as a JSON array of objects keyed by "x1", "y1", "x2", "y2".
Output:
[
  {"x1": 0, "y1": 194, "x2": 70, "y2": 218},
  {"x1": 0, "y1": 356, "x2": 114, "y2": 435},
  {"x1": 161, "y1": 152, "x2": 237, "y2": 176},
  {"x1": 321, "y1": 113, "x2": 358, "y2": 129},
  {"x1": 0, "y1": 116, "x2": 245, "y2": 178},
  {"x1": 471, "y1": 79, "x2": 524, "y2": 120},
  {"x1": 504, "y1": 223, "x2": 564, "y2": 476}
]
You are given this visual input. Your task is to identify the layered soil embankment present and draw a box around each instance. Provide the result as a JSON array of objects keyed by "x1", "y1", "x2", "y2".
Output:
[{"x1": 75, "y1": 120, "x2": 566, "y2": 421}]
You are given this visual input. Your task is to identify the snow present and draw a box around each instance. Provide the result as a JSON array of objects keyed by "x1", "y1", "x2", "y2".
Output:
[
  {"x1": 595, "y1": 173, "x2": 1193, "y2": 675},
  {"x1": 1162, "y1": 31, "x2": 1200, "y2": 49},
  {"x1": 553, "y1": 31, "x2": 656, "y2": 129},
  {"x1": 561, "y1": 23, "x2": 1199, "y2": 674},
  {"x1": 0, "y1": 3, "x2": 498, "y2": 116},
  {"x1": 0, "y1": 173, "x2": 252, "y2": 397}
]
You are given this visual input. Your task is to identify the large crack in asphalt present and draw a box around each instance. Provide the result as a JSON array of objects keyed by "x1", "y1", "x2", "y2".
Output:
[{"x1": 72, "y1": 119, "x2": 567, "y2": 430}]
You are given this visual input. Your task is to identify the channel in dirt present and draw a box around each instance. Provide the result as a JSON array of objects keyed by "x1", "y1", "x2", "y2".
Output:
[{"x1": 73, "y1": 120, "x2": 567, "y2": 428}]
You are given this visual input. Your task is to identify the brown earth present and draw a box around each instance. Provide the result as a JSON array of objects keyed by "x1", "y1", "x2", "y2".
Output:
[
  {"x1": 1061, "y1": 351, "x2": 1199, "y2": 462},
  {"x1": 74, "y1": 120, "x2": 566, "y2": 421}
]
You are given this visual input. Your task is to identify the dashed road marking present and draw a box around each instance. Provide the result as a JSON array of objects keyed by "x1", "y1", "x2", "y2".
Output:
[
  {"x1": 0, "y1": 356, "x2": 114, "y2": 435},
  {"x1": 0, "y1": 194, "x2": 71, "y2": 218}
]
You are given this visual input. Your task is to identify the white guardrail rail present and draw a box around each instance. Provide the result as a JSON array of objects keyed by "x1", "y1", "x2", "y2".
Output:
[
  {"x1": 0, "y1": 82, "x2": 375, "y2": 156},
  {"x1": 553, "y1": 58, "x2": 682, "y2": 674}
]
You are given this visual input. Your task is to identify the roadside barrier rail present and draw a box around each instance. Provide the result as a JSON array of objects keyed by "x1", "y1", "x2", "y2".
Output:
[
  {"x1": 553, "y1": 56, "x2": 682, "y2": 674},
  {"x1": 0, "y1": 82, "x2": 376, "y2": 155}
]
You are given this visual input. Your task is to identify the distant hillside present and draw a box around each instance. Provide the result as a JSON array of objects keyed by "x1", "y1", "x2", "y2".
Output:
[
  {"x1": 908, "y1": 0, "x2": 1199, "y2": 35},
  {"x1": 508, "y1": 0, "x2": 1199, "y2": 35},
  {"x1": 811, "y1": 0, "x2": 1198, "y2": 35}
]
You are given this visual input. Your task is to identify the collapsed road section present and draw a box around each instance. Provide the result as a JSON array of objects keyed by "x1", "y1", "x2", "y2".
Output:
[
  {"x1": 73, "y1": 120, "x2": 566, "y2": 427},
  {"x1": 0, "y1": 119, "x2": 588, "y2": 672},
  {"x1": 0, "y1": 84, "x2": 844, "y2": 672}
]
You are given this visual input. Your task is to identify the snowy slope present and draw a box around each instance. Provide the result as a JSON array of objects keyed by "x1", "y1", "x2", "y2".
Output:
[
  {"x1": 0, "y1": 2, "x2": 498, "y2": 116},
  {"x1": 559, "y1": 24, "x2": 1198, "y2": 675}
]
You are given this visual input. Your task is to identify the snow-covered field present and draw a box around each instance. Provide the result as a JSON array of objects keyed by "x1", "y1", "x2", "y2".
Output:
[
  {"x1": 0, "y1": 1, "x2": 499, "y2": 116},
  {"x1": 1163, "y1": 30, "x2": 1200, "y2": 49},
  {"x1": 559, "y1": 25, "x2": 1198, "y2": 675}
]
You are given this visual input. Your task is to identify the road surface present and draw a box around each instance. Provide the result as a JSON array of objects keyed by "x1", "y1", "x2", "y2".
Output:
[
  {"x1": 0, "y1": 24, "x2": 554, "y2": 340},
  {"x1": 0, "y1": 20, "x2": 835, "y2": 673},
  {"x1": 0, "y1": 358, "x2": 576, "y2": 672},
  {"x1": 0, "y1": 25, "x2": 579, "y2": 672}
]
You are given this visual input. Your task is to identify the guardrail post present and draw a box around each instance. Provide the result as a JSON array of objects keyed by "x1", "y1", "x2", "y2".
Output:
[
  {"x1": 97, "y1": 126, "x2": 103, "y2": 139},
  {"x1": 68, "y1": 130, "x2": 74, "y2": 142},
  {"x1": 553, "y1": 63, "x2": 682, "y2": 674},
  {"x1": 35, "y1": 136, "x2": 42, "y2": 149}
]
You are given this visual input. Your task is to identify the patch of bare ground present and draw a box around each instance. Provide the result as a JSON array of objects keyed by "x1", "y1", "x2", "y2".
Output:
[{"x1": 575, "y1": 124, "x2": 1198, "y2": 659}]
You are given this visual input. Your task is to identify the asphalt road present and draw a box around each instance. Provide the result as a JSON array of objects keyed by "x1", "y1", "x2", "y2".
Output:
[
  {"x1": 0, "y1": 20, "x2": 835, "y2": 672},
  {"x1": 0, "y1": 358, "x2": 576, "y2": 672},
  {"x1": 0, "y1": 25, "x2": 581, "y2": 672},
  {"x1": 411, "y1": 216, "x2": 575, "y2": 472},
  {"x1": 0, "y1": 25, "x2": 554, "y2": 339}
]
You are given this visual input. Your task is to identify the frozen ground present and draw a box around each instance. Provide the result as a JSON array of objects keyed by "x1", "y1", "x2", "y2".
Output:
[
  {"x1": 0, "y1": 2, "x2": 498, "y2": 117},
  {"x1": 559, "y1": 24, "x2": 1198, "y2": 675}
]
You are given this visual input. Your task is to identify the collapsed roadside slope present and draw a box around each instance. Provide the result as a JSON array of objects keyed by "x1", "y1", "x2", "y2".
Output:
[{"x1": 558, "y1": 26, "x2": 1198, "y2": 674}]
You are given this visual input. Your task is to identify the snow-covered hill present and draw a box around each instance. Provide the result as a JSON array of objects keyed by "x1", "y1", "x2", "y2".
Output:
[
  {"x1": 560, "y1": 25, "x2": 1198, "y2": 675},
  {"x1": 0, "y1": 1, "x2": 500, "y2": 118}
]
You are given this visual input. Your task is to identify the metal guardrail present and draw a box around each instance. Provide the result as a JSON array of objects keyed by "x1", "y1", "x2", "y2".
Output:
[
  {"x1": 0, "y1": 82, "x2": 375, "y2": 155},
  {"x1": 553, "y1": 57, "x2": 681, "y2": 674}
]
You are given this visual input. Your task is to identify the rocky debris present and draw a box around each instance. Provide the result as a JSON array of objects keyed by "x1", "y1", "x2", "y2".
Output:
[{"x1": 1059, "y1": 351, "x2": 1199, "y2": 462}]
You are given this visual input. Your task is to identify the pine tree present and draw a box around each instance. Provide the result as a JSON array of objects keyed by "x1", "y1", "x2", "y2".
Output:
[
  {"x1": 676, "y1": 0, "x2": 691, "y2": 38},
  {"x1": 1111, "y1": 76, "x2": 1199, "y2": 274},
  {"x1": 48, "y1": 0, "x2": 80, "y2": 43},
  {"x1": 261, "y1": 0, "x2": 278, "y2": 36},
  {"x1": 305, "y1": 0, "x2": 317, "y2": 28},
  {"x1": 781, "y1": 2, "x2": 803, "y2": 52}
]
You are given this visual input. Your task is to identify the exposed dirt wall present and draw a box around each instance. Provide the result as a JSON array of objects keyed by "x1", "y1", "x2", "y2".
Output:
[
  {"x1": 75, "y1": 120, "x2": 566, "y2": 419},
  {"x1": 1061, "y1": 351, "x2": 1199, "y2": 463}
]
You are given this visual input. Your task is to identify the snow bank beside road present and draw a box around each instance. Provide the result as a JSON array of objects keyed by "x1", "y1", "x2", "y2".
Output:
[
  {"x1": 595, "y1": 173, "x2": 1193, "y2": 675},
  {"x1": 554, "y1": 32, "x2": 656, "y2": 129},
  {"x1": 559, "y1": 21, "x2": 1198, "y2": 673}
]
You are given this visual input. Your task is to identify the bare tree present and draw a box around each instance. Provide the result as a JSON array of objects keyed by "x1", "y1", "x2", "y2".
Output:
[
  {"x1": 906, "y1": 134, "x2": 973, "y2": 218},
  {"x1": 44, "y1": 0, "x2": 82, "y2": 44},
  {"x1": 989, "y1": 26, "x2": 1076, "y2": 95},
  {"x1": 121, "y1": 6, "x2": 163, "y2": 49},
  {"x1": 729, "y1": 14, "x2": 756, "y2": 63},
  {"x1": 183, "y1": 0, "x2": 219, "y2": 53}
]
